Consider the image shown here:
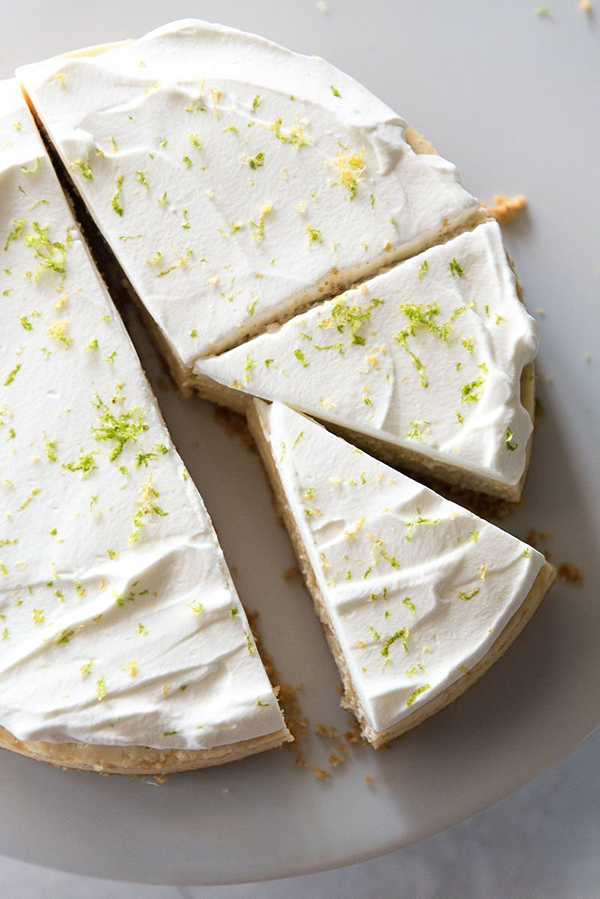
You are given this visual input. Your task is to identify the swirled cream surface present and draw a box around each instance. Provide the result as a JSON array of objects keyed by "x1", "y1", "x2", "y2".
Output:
[
  {"x1": 255, "y1": 401, "x2": 544, "y2": 734},
  {"x1": 199, "y1": 222, "x2": 538, "y2": 488},
  {"x1": 17, "y1": 18, "x2": 478, "y2": 363},
  {"x1": 0, "y1": 80, "x2": 284, "y2": 750}
]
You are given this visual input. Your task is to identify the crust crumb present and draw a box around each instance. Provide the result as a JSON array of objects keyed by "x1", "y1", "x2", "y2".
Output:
[
  {"x1": 313, "y1": 767, "x2": 330, "y2": 780},
  {"x1": 364, "y1": 775, "x2": 374, "y2": 785},
  {"x1": 344, "y1": 725, "x2": 363, "y2": 745},
  {"x1": 485, "y1": 194, "x2": 527, "y2": 223},
  {"x1": 279, "y1": 683, "x2": 309, "y2": 742},
  {"x1": 314, "y1": 723, "x2": 338, "y2": 739},
  {"x1": 294, "y1": 750, "x2": 308, "y2": 769},
  {"x1": 580, "y1": 0, "x2": 592, "y2": 11},
  {"x1": 329, "y1": 752, "x2": 344, "y2": 768},
  {"x1": 558, "y1": 562, "x2": 582, "y2": 584},
  {"x1": 283, "y1": 565, "x2": 299, "y2": 581},
  {"x1": 525, "y1": 530, "x2": 552, "y2": 549}
]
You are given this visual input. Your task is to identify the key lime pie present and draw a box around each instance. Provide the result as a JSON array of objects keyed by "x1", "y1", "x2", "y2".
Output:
[
  {"x1": 0, "y1": 79, "x2": 288, "y2": 774},
  {"x1": 1, "y1": 19, "x2": 554, "y2": 768},
  {"x1": 249, "y1": 401, "x2": 555, "y2": 746}
]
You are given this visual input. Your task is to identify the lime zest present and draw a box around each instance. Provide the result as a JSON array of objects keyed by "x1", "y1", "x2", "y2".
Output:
[
  {"x1": 505, "y1": 427, "x2": 519, "y2": 451},
  {"x1": 381, "y1": 628, "x2": 409, "y2": 657},
  {"x1": 111, "y1": 174, "x2": 124, "y2": 216},
  {"x1": 449, "y1": 257, "x2": 465, "y2": 277},
  {"x1": 71, "y1": 157, "x2": 93, "y2": 180},
  {"x1": 406, "y1": 684, "x2": 431, "y2": 706},
  {"x1": 92, "y1": 394, "x2": 148, "y2": 461}
]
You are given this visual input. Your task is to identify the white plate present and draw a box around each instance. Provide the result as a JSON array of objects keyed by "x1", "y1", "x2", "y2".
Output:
[{"x1": 1, "y1": 0, "x2": 599, "y2": 886}]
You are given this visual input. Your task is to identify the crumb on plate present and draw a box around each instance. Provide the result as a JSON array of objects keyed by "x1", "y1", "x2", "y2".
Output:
[
  {"x1": 485, "y1": 194, "x2": 527, "y2": 223},
  {"x1": 558, "y1": 562, "x2": 582, "y2": 584},
  {"x1": 315, "y1": 722, "x2": 338, "y2": 739}
]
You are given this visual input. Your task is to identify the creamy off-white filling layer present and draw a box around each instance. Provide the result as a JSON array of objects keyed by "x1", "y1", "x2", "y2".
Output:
[
  {"x1": 256, "y1": 401, "x2": 544, "y2": 734},
  {"x1": 17, "y1": 18, "x2": 479, "y2": 363},
  {"x1": 0, "y1": 79, "x2": 284, "y2": 751},
  {"x1": 198, "y1": 222, "x2": 537, "y2": 488}
]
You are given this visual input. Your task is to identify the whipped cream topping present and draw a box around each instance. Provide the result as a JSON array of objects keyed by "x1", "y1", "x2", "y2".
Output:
[
  {"x1": 0, "y1": 79, "x2": 284, "y2": 751},
  {"x1": 255, "y1": 401, "x2": 545, "y2": 735},
  {"x1": 199, "y1": 222, "x2": 538, "y2": 488},
  {"x1": 18, "y1": 18, "x2": 478, "y2": 363}
]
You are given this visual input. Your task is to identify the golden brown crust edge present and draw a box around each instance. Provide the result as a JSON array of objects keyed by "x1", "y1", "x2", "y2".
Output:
[
  {"x1": 247, "y1": 400, "x2": 556, "y2": 749},
  {"x1": 0, "y1": 726, "x2": 290, "y2": 775}
]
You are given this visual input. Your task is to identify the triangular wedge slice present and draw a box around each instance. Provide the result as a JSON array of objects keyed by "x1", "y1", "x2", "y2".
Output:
[
  {"x1": 17, "y1": 18, "x2": 480, "y2": 371},
  {"x1": 248, "y1": 400, "x2": 555, "y2": 747},
  {"x1": 0, "y1": 79, "x2": 288, "y2": 774},
  {"x1": 198, "y1": 221, "x2": 537, "y2": 501}
]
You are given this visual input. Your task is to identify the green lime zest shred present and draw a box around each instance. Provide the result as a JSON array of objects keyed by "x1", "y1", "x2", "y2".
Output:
[
  {"x1": 71, "y1": 157, "x2": 93, "y2": 180},
  {"x1": 63, "y1": 452, "x2": 96, "y2": 476},
  {"x1": 247, "y1": 151, "x2": 265, "y2": 170},
  {"x1": 505, "y1": 427, "x2": 519, "y2": 451},
  {"x1": 294, "y1": 349, "x2": 309, "y2": 367},
  {"x1": 381, "y1": 628, "x2": 409, "y2": 657},
  {"x1": 406, "y1": 684, "x2": 431, "y2": 706},
  {"x1": 55, "y1": 628, "x2": 75, "y2": 645},
  {"x1": 92, "y1": 394, "x2": 148, "y2": 461},
  {"x1": 4, "y1": 364, "x2": 21, "y2": 387},
  {"x1": 111, "y1": 174, "x2": 124, "y2": 216}
]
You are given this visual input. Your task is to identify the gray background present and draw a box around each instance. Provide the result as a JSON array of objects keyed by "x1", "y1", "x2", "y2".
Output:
[{"x1": 1, "y1": 0, "x2": 599, "y2": 895}]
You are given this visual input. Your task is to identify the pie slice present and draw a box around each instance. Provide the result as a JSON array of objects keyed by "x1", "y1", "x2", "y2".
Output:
[
  {"x1": 0, "y1": 79, "x2": 288, "y2": 774},
  {"x1": 197, "y1": 221, "x2": 537, "y2": 500},
  {"x1": 17, "y1": 18, "x2": 480, "y2": 372},
  {"x1": 248, "y1": 400, "x2": 555, "y2": 747}
]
